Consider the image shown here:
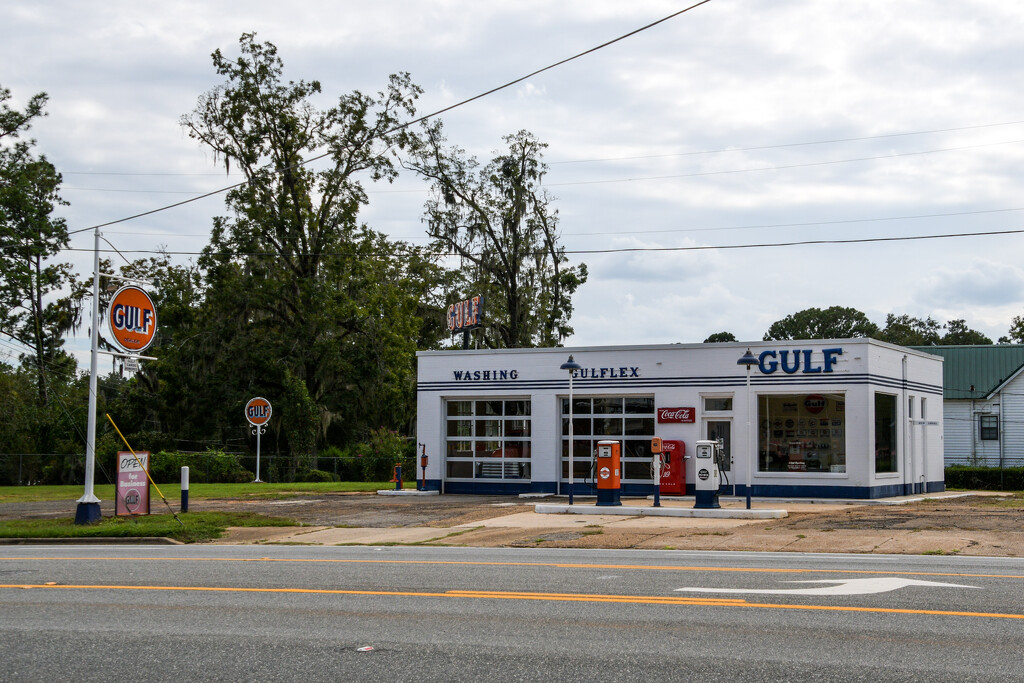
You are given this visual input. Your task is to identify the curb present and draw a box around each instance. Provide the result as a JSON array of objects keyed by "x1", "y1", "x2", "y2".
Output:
[
  {"x1": 0, "y1": 536, "x2": 183, "y2": 545},
  {"x1": 376, "y1": 489, "x2": 440, "y2": 496},
  {"x1": 534, "y1": 504, "x2": 788, "y2": 519}
]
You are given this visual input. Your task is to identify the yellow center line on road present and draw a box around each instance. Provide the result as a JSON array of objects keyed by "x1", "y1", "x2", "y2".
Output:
[
  {"x1": 3, "y1": 583, "x2": 1023, "y2": 620},
  {"x1": 3, "y1": 556, "x2": 1024, "y2": 580}
]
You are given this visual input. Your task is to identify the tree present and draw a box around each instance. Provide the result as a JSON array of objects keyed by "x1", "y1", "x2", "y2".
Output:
[
  {"x1": 703, "y1": 331, "x2": 737, "y2": 343},
  {"x1": 0, "y1": 85, "x2": 82, "y2": 451},
  {"x1": 405, "y1": 124, "x2": 587, "y2": 348},
  {"x1": 876, "y1": 314, "x2": 942, "y2": 346},
  {"x1": 763, "y1": 306, "x2": 879, "y2": 341},
  {"x1": 180, "y1": 34, "x2": 435, "y2": 463},
  {"x1": 941, "y1": 319, "x2": 991, "y2": 345},
  {"x1": 999, "y1": 316, "x2": 1024, "y2": 344}
]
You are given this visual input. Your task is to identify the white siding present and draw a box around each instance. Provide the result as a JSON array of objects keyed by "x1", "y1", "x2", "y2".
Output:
[{"x1": 999, "y1": 375, "x2": 1024, "y2": 467}]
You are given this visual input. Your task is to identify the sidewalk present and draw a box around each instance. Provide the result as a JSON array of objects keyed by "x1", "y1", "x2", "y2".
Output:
[{"x1": 214, "y1": 494, "x2": 976, "y2": 547}]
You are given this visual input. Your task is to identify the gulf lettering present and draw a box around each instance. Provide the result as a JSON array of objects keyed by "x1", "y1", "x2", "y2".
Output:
[
  {"x1": 779, "y1": 350, "x2": 801, "y2": 374},
  {"x1": 571, "y1": 367, "x2": 640, "y2": 378},
  {"x1": 759, "y1": 348, "x2": 843, "y2": 375},
  {"x1": 823, "y1": 347, "x2": 842, "y2": 373},
  {"x1": 112, "y1": 304, "x2": 154, "y2": 334}
]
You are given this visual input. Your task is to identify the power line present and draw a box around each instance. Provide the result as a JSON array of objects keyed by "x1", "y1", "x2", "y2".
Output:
[
  {"x1": 548, "y1": 119, "x2": 1024, "y2": 165},
  {"x1": 558, "y1": 227, "x2": 1024, "y2": 255},
  {"x1": 45, "y1": 205, "x2": 1024, "y2": 243},
  {"x1": 47, "y1": 225, "x2": 1024, "y2": 258},
  {"x1": 59, "y1": 137, "x2": 1024, "y2": 198},
  {"x1": 546, "y1": 139, "x2": 1024, "y2": 188},
  {"x1": 560, "y1": 207, "x2": 1024, "y2": 238},
  {"x1": 67, "y1": 0, "x2": 715, "y2": 237},
  {"x1": 57, "y1": 118, "x2": 1024, "y2": 177}
]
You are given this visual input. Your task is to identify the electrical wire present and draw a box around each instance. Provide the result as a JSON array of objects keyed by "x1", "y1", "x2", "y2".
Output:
[
  {"x1": 44, "y1": 225, "x2": 1024, "y2": 258},
  {"x1": 548, "y1": 119, "x2": 1024, "y2": 165},
  {"x1": 58, "y1": 137, "x2": 1024, "y2": 198},
  {"x1": 545, "y1": 138, "x2": 1024, "y2": 188}
]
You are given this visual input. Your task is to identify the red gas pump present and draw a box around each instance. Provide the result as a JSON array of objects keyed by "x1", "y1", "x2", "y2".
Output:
[
  {"x1": 595, "y1": 440, "x2": 622, "y2": 506},
  {"x1": 659, "y1": 440, "x2": 686, "y2": 494}
]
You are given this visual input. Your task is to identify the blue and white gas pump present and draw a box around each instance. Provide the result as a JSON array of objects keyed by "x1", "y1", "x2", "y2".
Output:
[{"x1": 693, "y1": 439, "x2": 721, "y2": 509}]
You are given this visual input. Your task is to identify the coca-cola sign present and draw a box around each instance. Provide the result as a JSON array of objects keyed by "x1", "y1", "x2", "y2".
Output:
[{"x1": 658, "y1": 407, "x2": 695, "y2": 423}]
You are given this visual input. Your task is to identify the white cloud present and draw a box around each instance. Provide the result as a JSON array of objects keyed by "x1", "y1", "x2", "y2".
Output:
[{"x1": 3, "y1": 0, "x2": 1024, "y2": 364}]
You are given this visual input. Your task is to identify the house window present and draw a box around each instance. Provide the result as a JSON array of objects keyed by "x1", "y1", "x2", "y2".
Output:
[{"x1": 979, "y1": 415, "x2": 999, "y2": 441}]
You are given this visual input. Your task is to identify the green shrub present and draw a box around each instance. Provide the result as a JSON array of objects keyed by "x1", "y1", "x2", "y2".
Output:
[
  {"x1": 149, "y1": 450, "x2": 253, "y2": 484},
  {"x1": 319, "y1": 445, "x2": 362, "y2": 481},
  {"x1": 944, "y1": 465, "x2": 1024, "y2": 491},
  {"x1": 300, "y1": 469, "x2": 339, "y2": 483},
  {"x1": 358, "y1": 427, "x2": 412, "y2": 482}
]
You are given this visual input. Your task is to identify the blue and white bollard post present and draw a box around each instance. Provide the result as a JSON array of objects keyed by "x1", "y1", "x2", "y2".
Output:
[
  {"x1": 181, "y1": 466, "x2": 189, "y2": 513},
  {"x1": 394, "y1": 464, "x2": 402, "y2": 491}
]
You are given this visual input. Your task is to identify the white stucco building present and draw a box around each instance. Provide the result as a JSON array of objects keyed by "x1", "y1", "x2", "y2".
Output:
[{"x1": 416, "y1": 339, "x2": 944, "y2": 499}]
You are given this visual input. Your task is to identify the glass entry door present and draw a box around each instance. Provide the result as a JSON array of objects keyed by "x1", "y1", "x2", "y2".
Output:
[{"x1": 705, "y1": 420, "x2": 731, "y2": 472}]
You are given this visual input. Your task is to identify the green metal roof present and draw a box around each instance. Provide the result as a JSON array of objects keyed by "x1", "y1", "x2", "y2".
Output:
[{"x1": 909, "y1": 345, "x2": 1024, "y2": 400}]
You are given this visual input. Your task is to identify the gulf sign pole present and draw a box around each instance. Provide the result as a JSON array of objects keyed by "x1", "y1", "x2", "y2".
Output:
[
  {"x1": 75, "y1": 229, "x2": 103, "y2": 524},
  {"x1": 76, "y1": 238, "x2": 159, "y2": 524},
  {"x1": 246, "y1": 397, "x2": 272, "y2": 482}
]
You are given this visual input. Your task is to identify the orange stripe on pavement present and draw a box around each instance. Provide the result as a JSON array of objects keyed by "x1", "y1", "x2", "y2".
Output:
[
  {"x1": 2, "y1": 556, "x2": 1024, "y2": 580},
  {"x1": 3, "y1": 583, "x2": 1023, "y2": 620}
]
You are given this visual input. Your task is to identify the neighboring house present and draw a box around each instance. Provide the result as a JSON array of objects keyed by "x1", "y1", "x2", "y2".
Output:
[{"x1": 911, "y1": 345, "x2": 1024, "y2": 467}]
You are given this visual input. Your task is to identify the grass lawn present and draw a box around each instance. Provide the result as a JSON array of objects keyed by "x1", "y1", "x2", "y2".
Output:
[
  {"x1": 0, "y1": 511, "x2": 300, "y2": 543},
  {"x1": 0, "y1": 481, "x2": 418, "y2": 542},
  {"x1": 0, "y1": 480, "x2": 413, "y2": 504}
]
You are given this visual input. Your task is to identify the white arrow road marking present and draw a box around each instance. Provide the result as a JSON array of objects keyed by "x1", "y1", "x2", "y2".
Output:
[{"x1": 674, "y1": 577, "x2": 979, "y2": 596}]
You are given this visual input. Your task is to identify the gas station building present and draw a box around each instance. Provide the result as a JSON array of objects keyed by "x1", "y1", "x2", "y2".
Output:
[{"x1": 416, "y1": 340, "x2": 945, "y2": 499}]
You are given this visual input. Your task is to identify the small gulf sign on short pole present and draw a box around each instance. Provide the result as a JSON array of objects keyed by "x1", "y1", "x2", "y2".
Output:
[{"x1": 245, "y1": 397, "x2": 272, "y2": 483}]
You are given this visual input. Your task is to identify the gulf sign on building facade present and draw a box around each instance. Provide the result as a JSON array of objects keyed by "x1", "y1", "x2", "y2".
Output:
[{"x1": 107, "y1": 285, "x2": 157, "y2": 353}]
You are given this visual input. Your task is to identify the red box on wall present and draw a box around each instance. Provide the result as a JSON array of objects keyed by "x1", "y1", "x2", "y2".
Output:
[{"x1": 658, "y1": 407, "x2": 695, "y2": 423}]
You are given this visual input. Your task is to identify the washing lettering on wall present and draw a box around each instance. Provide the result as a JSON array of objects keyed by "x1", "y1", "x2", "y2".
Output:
[
  {"x1": 452, "y1": 369, "x2": 519, "y2": 381},
  {"x1": 758, "y1": 348, "x2": 843, "y2": 374},
  {"x1": 450, "y1": 365, "x2": 642, "y2": 381}
]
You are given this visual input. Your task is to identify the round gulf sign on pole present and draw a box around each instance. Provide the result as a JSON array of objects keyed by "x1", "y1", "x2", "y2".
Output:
[
  {"x1": 107, "y1": 285, "x2": 158, "y2": 353},
  {"x1": 246, "y1": 397, "x2": 272, "y2": 483}
]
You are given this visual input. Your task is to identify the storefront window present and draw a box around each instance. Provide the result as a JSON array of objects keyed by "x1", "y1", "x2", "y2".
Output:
[
  {"x1": 758, "y1": 393, "x2": 846, "y2": 473},
  {"x1": 445, "y1": 399, "x2": 532, "y2": 480},
  {"x1": 874, "y1": 393, "x2": 897, "y2": 474},
  {"x1": 561, "y1": 395, "x2": 655, "y2": 482}
]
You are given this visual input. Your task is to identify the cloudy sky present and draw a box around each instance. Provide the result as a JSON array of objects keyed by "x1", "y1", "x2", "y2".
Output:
[{"x1": 3, "y1": 0, "x2": 1024, "y2": 366}]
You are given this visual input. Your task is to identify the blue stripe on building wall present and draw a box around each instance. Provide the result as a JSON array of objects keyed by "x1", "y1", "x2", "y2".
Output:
[
  {"x1": 428, "y1": 480, "x2": 945, "y2": 499},
  {"x1": 418, "y1": 372, "x2": 942, "y2": 395}
]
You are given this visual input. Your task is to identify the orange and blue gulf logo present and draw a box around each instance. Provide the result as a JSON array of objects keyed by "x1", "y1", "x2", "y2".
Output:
[
  {"x1": 107, "y1": 285, "x2": 157, "y2": 352},
  {"x1": 245, "y1": 397, "x2": 272, "y2": 426}
]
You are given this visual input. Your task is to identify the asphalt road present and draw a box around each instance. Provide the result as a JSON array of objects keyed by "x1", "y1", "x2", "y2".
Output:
[{"x1": 2, "y1": 546, "x2": 1022, "y2": 682}]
